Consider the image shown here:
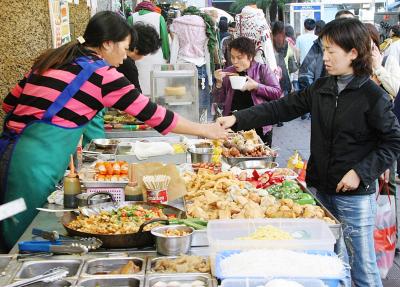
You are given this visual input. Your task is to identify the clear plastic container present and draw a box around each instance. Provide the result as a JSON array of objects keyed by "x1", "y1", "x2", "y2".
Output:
[
  {"x1": 221, "y1": 278, "x2": 326, "y2": 287},
  {"x1": 207, "y1": 218, "x2": 335, "y2": 253}
]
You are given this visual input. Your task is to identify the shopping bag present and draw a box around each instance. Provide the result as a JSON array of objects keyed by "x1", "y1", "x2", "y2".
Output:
[{"x1": 374, "y1": 180, "x2": 397, "y2": 279}]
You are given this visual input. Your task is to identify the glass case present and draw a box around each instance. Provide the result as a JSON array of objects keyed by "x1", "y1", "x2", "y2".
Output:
[{"x1": 150, "y1": 64, "x2": 199, "y2": 122}]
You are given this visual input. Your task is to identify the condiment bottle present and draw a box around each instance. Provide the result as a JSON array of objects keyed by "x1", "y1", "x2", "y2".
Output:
[
  {"x1": 124, "y1": 164, "x2": 143, "y2": 201},
  {"x1": 64, "y1": 155, "x2": 82, "y2": 208}
]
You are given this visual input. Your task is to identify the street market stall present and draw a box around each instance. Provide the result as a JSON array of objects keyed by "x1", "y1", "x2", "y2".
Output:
[{"x1": 1, "y1": 131, "x2": 346, "y2": 287}]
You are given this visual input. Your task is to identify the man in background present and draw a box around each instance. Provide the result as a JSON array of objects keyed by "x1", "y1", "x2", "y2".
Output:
[{"x1": 296, "y1": 19, "x2": 317, "y2": 64}]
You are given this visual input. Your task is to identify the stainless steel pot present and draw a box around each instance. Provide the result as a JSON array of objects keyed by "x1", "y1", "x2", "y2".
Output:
[
  {"x1": 75, "y1": 192, "x2": 114, "y2": 207},
  {"x1": 188, "y1": 147, "x2": 213, "y2": 163},
  {"x1": 151, "y1": 225, "x2": 194, "y2": 256}
]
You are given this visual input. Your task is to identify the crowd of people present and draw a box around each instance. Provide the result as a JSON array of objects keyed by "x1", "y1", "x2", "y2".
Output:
[{"x1": 1, "y1": 2, "x2": 400, "y2": 287}]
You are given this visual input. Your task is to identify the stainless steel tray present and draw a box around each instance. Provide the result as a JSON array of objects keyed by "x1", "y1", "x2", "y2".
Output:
[
  {"x1": 222, "y1": 155, "x2": 276, "y2": 167},
  {"x1": 0, "y1": 255, "x2": 12, "y2": 276},
  {"x1": 76, "y1": 276, "x2": 144, "y2": 287},
  {"x1": 145, "y1": 274, "x2": 216, "y2": 287},
  {"x1": 146, "y1": 256, "x2": 210, "y2": 275},
  {"x1": 81, "y1": 180, "x2": 128, "y2": 188},
  {"x1": 234, "y1": 160, "x2": 279, "y2": 170},
  {"x1": 14, "y1": 259, "x2": 83, "y2": 279},
  {"x1": 81, "y1": 257, "x2": 145, "y2": 277}
]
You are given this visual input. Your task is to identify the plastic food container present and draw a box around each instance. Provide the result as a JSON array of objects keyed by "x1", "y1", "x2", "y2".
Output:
[
  {"x1": 215, "y1": 250, "x2": 345, "y2": 287},
  {"x1": 207, "y1": 218, "x2": 336, "y2": 253},
  {"x1": 221, "y1": 278, "x2": 326, "y2": 287}
]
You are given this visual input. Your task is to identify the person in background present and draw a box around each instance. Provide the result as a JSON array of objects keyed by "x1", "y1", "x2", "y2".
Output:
[
  {"x1": 213, "y1": 37, "x2": 281, "y2": 146},
  {"x1": 314, "y1": 20, "x2": 325, "y2": 37},
  {"x1": 218, "y1": 18, "x2": 400, "y2": 287},
  {"x1": 128, "y1": 0, "x2": 169, "y2": 95},
  {"x1": 272, "y1": 21, "x2": 296, "y2": 126},
  {"x1": 218, "y1": 16, "x2": 230, "y2": 41},
  {"x1": 221, "y1": 22, "x2": 236, "y2": 68},
  {"x1": 296, "y1": 18, "x2": 317, "y2": 64},
  {"x1": 298, "y1": 10, "x2": 354, "y2": 91},
  {"x1": 285, "y1": 24, "x2": 300, "y2": 91},
  {"x1": 234, "y1": 0, "x2": 278, "y2": 75},
  {"x1": 0, "y1": 11, "x2": 226, "y2": 250},
  {"x1": 381, "y1": 25, "x2": 400, "y2": 65},
  {"x1": 117, "y1": 22, "x2": 161, "y2": 94}
]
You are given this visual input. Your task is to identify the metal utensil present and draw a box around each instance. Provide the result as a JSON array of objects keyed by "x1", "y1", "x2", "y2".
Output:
[
  {"x1": 93, "y1": 139, "x2": 120, "y2": 149},
  {"x1": 4, "y1": 267, "x2": 69, "y2": 287},
  {"x1": 18, "y1": 240, "x2": 88, "y2": 254},
  {"x1": 151, "y1": 225, "x2": 194, "y2": 256}
]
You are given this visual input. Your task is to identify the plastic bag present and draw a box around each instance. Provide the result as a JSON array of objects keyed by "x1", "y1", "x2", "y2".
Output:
[{"x1": 374, "y1": 180, "x2": 397, "y2": 278}]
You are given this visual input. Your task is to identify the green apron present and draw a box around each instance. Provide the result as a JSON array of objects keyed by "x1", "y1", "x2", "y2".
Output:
[
  {"x1": 82, "y1": 109, "x2": 105, "y2": 147},
  {"x1": 0, "y1": 57, "x2": 108, "y2": 248}
]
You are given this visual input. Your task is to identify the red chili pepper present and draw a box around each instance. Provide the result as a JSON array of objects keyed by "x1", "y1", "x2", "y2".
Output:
[
  {"x1": 252, "y1": 169, "x2": 260, "y2": 180},
  {"x1": 167, "y1": 214, "x2": 177, "y2": 219}
]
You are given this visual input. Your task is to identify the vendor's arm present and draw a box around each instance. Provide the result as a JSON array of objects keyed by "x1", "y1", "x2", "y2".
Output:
[
  {"x1": 352, "y1": 94, "x2": 400, "y2": 187},
  {"x1": 2, "y1": 72, "x2": 29, "y2": 113},
  {"x1": 159, "y1": 16, "x2": 170, "y2": 61},
  {"x1": 218, "y1": 87, "x2": 312, "y2": 131}
]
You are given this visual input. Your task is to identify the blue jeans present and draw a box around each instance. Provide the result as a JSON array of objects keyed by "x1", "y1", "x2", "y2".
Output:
[
  {"x1": 197, "y1": 65, "x2": 211, "y2": 122},
  {"x1": 313, "y1": 190, "x2": 382, "y2": 287}
]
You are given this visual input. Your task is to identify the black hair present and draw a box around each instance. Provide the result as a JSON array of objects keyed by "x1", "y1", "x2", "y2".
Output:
[
  {"x1": 315, "y1": 20, "x2": 326, "y2": 36},
  {"x1": 285, "y1": 24, "x2": 295, "y2": 41},
  {"x1": 391, "y1": 25, "x2": 400, "y2": 37},
  {"x1": 229, "y1": 37, "x2": 256, "y2": 59},
  {"x1": 130, "y1": 22, "x2": 161, "y2": 56},
  {"x1": 229, "y1": 22, "x2": 236, "y2": 29},
  {"x1": 320, "y1": 18, "x2": 372, "y2": 76},
  {"x1": 33, "y1": 11, "x2": 131, "y2": 74},
  {"x1": 219, "y1": 20, "x2": 228, "y2": 33},
  {"x1": 335, "y1": 10, "x2": 354, "y2": 19},
  {"x1": 304, "y1": 18, "x2": 316, "y2": 31},
  {"x1": 129, "y1": 26, "x2": 139, "y2": 51},
  {"x1": 272, "y1": 21, "x2": 285, "y2": 36}
]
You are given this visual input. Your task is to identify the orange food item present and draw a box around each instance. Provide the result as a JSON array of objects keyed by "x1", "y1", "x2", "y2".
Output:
[
  {"x1": 97, "y1": 163, "x2": 107, "y2": 175},
  {"x1": 120, "y1": 162, "x2": 129, "y2": 174},
  {"x1": 113, "y1": 162, "x2": 121, "y2": 175}
]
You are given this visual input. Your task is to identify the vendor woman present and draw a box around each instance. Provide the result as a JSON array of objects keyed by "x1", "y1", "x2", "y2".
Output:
[
  {"x1": 218, "y1": 18, "x2": 400, "y2": 287},
  {"x1": 0, "y1": 11, "x2": 226, "y2": 249}
]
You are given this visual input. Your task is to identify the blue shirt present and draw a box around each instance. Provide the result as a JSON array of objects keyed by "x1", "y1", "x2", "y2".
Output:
[{"x1": 296, "y1": 32, "x2": 318, "y2": 64}]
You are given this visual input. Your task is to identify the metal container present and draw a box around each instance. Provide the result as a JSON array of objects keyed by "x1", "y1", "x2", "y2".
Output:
[
  {"x1": 0, "y1": 255, "x2": 12, "y2": 275},
  {"x1": 14, "y1": 259, "x2": 83, "y2": 279},
  {"x1": 81, "y1": 257, "x2": 145, "y2": 276},
  {"x1": 93, "y1": 139, "x2": 120, "y2": 149},
  {"x1": 76, "y1": 192, "x2": 114, "y2": 207},
  {"x1": 145, "y1": 274, "x2": 216, "y2": 287},
  {"x1": 76, "y1": 276, "x2": 143, "y2": 287},
  {"x1": 151, "y1": 225, "x2": 194, "y2": 256},
  {"x1": 234, "y1": 160, "x2": 279, "y2": 169},
  {"x1": 188, "y1": 147, "x2": 213, "y2": 164},
  {"x1": 147, "y1": 255, "x2": 210, "y2": 274},
  {"x1": 222, "y1": 155, "x2": 275, "y2": 167},
  {"x1": 12, "y1": 280, "x2": 74, "y2": 287}
]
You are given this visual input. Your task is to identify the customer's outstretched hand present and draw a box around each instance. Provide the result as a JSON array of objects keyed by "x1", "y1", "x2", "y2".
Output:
[{"x1": 201, "y1": 122, "x2": 228, "y2": 140}]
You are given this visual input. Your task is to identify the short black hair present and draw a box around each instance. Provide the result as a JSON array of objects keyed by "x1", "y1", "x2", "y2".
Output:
[
  {"x1": 391, "y1": 24, "x2": 400, "y2": 37},
  {"x1": 335, "y1": 10, "x2": 354, "y2": 19},
  {"x1": 229, "y1": 22, "x2": 236, "y2": 29},
  {"x1": 320, "y1": 18, "x2": 372, "y2": 76},
  {"x1": 315, "y1": 20, "x2": 326, "y2": 36},
  {"x1": 304, "y1": 18, "x2": 316, "y2": 31},
  {"x1": 129, "y1": 22, "x2": 161, "y2": 55},
  {"x1": 285, "y1": 24, "x2": 295, "y2": 40},
  {"x1": 229, "y1": 37, "x2": 256, "y2": 59},
  {"x1": 272, "y1": 21, "x2": 285, "y2": 36}
]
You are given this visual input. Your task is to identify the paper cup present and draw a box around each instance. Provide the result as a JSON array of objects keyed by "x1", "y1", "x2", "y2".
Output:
[
  {"x1": 146, "y1": 188, "x2": 168, "y2": 203},
  {"x1": 229, "y1": 76, "x2": 247, "y2": 90}
]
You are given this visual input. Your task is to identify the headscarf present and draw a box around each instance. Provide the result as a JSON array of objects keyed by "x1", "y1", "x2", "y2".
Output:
[{"x1": 134, "y1": 1, "x2": 161, "y2": 13}]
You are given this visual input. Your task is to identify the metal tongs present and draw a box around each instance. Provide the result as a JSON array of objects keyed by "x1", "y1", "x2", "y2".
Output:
[
  {"x1": 18, "y1": 240, "x2": 88, "y2": 255},
  {"x1": 4, "y1": 267, "x2": 68, "y2": 287}
]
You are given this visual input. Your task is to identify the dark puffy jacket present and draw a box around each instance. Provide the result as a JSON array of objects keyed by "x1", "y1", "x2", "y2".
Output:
[
  {"x1": 298, "y1": 38, "x2": 326, "y2": 91},
  {"x1": 233, "y1": 75, "x2": 400, "y2": 195}
]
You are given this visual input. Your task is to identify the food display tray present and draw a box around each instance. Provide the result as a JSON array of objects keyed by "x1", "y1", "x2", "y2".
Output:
[
  {"x1": 146, "y1": 255, "x2": 210, "y2": 275},
  {"x1": 222, "y1": 155, "x2": 276, "y2": 167},
  {"x1": 145, "y1": 274, "x2": 217, "y2": 287}
]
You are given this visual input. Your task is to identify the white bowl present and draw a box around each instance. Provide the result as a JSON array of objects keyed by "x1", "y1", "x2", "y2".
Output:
[{"x1": 229, "y1": 76, "x2": 247, "y2": 90}]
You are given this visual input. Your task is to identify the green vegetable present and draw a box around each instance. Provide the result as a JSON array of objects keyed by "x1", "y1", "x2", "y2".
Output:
[{"x1": 169, "y1": 218, "x2": 208, "y2": 230}]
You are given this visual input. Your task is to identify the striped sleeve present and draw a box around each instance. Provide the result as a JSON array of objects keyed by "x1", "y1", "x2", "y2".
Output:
[
  {"x1": 98, "y1": 67, "x2": 179, "y2": 135},
  {"x1": 2, "y1": 72, "x2": 29, "y2": 113}
]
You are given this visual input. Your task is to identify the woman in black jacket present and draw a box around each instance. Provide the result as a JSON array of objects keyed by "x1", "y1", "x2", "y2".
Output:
[{"x1": 218, "y1": 18, "x2": 400, "y2": 287}]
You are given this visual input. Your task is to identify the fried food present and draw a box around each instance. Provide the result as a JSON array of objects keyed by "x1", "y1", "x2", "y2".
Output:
[{"x1": 153, "y1": 255, "x2": 210, "y2": 273}]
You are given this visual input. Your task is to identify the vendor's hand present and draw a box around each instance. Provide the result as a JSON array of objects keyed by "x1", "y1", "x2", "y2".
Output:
[
  {"x1": 201, "y1": 122, "x2": 228, "y2": 139},
  {"x1": 372, "y1": 44, "x2": 383, "y2": 70},
  {"x1": 217, "y1": 115, "x2": 237, "y2": 129},
  {"x1": 241, "y1": 76, "x2": 259, "y2": 91},
  {"x1": 379, "y1": 169, "x2": 390, "y2": 183},
  {"x1": 336, "y1": 169, "x2": 361, "y2": 193}
]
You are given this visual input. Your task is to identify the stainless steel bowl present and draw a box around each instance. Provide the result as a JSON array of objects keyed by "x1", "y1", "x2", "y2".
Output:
[
  {"x1": 188, "y1": 147, "x2": 213, "y2": 163},
  {"x1": 76, "y1": 192, "x2": 114, "y2": 207},
  {"x1": 93, "y1": 139, "x2": 120, "y2": 149},
  {"x1": 151, "y1": 225, "x2": 194, "y2": 256},
  {"x1": 235, "y1": 160, "x2": 279, "y2": 169}
]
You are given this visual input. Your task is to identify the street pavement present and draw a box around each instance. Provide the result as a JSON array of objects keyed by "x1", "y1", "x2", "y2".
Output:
[{"x1": 272, "y1": 117, "x2": 400, "y2": 286}]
